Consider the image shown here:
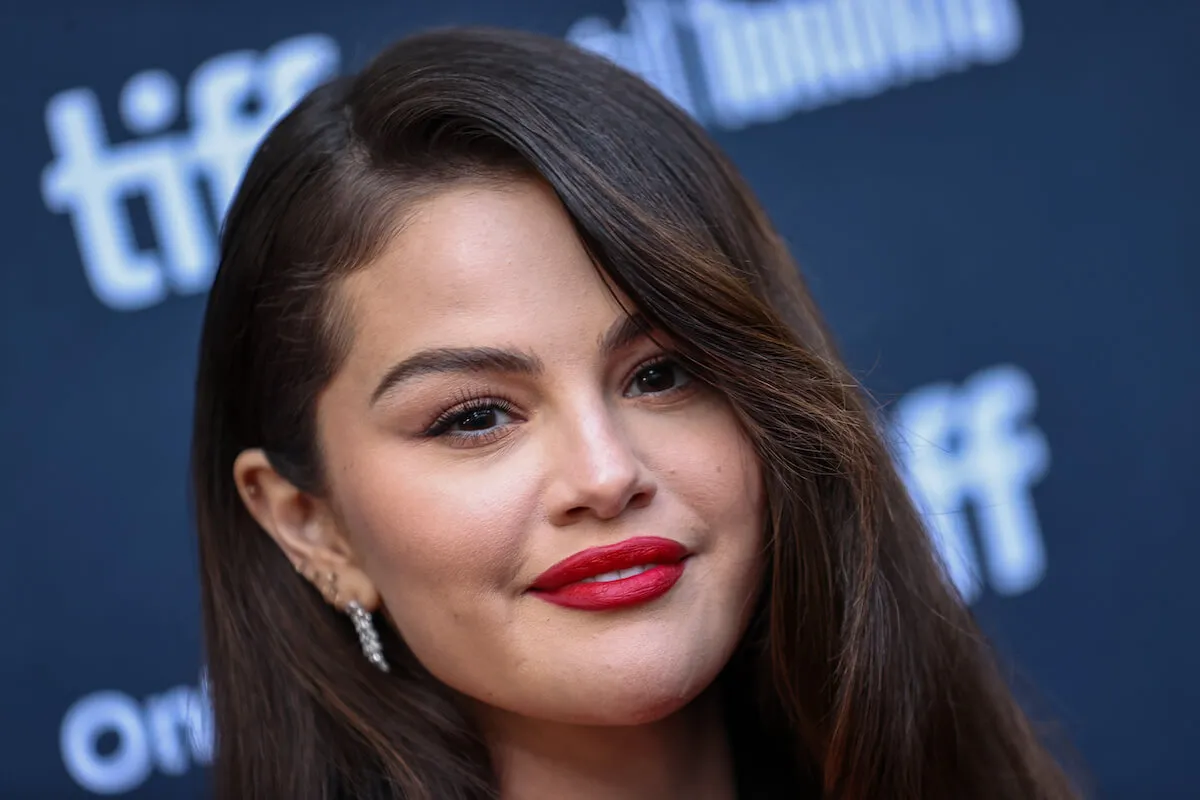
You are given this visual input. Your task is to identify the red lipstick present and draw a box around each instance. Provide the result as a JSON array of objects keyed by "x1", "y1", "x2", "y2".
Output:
[{"x1": 528, "y1": 536, "x2": 689, "y2": 611}]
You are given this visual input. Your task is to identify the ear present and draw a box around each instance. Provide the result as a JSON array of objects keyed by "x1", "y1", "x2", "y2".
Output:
[{"x1": 233, "y1": 448, "x2": 381, "y2": 613}]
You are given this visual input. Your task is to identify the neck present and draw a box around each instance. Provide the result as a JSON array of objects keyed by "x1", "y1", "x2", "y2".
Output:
[{"x1": 474, "y1": 686, "x2": 737, "y2": 800}]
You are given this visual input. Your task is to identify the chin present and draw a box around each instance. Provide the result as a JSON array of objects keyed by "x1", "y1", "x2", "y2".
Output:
[
  {"x1": 529, "y1": 648, "x2": 726, "y2": 727},
  {"x1": 540, "y1": 689, "x2": 698, "y2": 728}
]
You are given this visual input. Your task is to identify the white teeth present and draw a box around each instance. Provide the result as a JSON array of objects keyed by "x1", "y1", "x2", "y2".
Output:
[{"x1": 579, "y1": 564, "x2": 656, "y2": 583}]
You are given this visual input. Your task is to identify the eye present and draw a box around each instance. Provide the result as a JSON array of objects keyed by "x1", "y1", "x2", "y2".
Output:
[
  {"x1": 451, "y1": 406, "x2": 511, "y2": 433},
  {"x1": 625, "y1": 358, "x2": 693, "y2": 398},
  {"x1": 426, "y1": 399, "x2": 516, "y2": 439}
]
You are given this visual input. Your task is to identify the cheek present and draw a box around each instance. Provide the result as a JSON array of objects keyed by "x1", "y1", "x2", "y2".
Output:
[
  {"x1": 332, "y1": 445, "x2": 536, "y2": 627},
  {"x1": 644, "y1": 402, "x2": 764, "y2": 531}
]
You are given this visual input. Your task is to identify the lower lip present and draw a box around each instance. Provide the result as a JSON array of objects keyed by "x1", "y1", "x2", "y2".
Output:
[{"x1": 531, "y1": 561, "x2": 687, "y2": 611}]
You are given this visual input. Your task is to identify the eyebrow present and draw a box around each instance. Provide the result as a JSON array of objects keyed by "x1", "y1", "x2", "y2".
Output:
[{"x1": 369, "y1": 312, "x2": 651, "y2": 406}]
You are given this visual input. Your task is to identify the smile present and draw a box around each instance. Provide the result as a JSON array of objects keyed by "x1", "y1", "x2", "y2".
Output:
[
  {"x1": 528, "y1": 536, "x2": 689, "y2": 611},
  {"x1": 579, "y1": 564, "x2": 658, "y2": 583}
]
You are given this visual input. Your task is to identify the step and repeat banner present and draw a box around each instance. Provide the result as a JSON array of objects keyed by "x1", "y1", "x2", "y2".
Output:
[{"x1": 2, "y1": 1, "x2": 1196, "y2": 797}]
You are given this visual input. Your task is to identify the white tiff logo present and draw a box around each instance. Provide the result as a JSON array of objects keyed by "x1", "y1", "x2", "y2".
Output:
[
  {"x1": 890, "y1": 363, "x2": 1049, "y2": 602},
  {"x1": 58, "y1": 364, "x2": 1052, "y2": 794},
  {"x1": 40, "y1": 34, "x2": 340, "y2": 311}
]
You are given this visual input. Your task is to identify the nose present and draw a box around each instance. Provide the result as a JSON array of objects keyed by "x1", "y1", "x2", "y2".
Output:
[{"x1": 543, "y1": 401, "x2": 656, "y2": 526}]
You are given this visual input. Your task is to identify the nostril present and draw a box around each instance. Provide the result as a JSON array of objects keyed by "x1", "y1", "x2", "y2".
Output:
[{"x1": 628, "y1": 488, "x2": 654, "y2": 509}]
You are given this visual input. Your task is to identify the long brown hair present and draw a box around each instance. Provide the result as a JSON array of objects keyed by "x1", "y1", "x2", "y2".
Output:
[{"x1": 191, "y1": 26, "x2": 1080, "y2": 799}]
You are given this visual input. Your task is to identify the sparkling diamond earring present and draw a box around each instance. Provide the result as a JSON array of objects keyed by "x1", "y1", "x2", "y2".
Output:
[{"x1": 347, "y1": 601, "x2": 390, "y2": 673}]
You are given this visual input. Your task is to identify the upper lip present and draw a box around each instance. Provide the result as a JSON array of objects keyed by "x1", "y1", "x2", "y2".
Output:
[{"x1": 529, "y1": 536, "x2": 689, "y2": 591}]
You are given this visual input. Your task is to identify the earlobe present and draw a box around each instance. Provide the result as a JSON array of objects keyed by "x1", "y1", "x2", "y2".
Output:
[{"x1": 297, "y1": 561, "x2": 382, "y2": 615}]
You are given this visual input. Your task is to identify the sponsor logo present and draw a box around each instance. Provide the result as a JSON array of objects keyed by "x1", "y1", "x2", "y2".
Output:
[
  {"x1": 60, "y1": 674, "x2": 211, "y2": 795},
  {"x1": 568, "y1": 0, "x2": 1023, "y2": 128}
]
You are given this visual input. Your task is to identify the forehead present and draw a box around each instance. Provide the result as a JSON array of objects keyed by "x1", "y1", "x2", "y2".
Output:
[{"x1": 335, "y1": 180, "x2": 627, "y2": 365}]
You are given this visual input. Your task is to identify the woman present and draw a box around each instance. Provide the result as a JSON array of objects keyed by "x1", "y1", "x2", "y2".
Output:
[{"x1": 191, "y1": 26, "x2": 1080, "y2": 800}]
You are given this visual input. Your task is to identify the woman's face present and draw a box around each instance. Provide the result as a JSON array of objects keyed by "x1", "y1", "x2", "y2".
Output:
[{"x1": 316, "y1": 179, "x2": 764, "y2": 726}]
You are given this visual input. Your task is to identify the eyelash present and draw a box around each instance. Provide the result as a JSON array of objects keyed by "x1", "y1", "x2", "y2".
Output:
[
  {"x1": 422, "y1": 355, "x2": 691, "y2": 444},
  {"x1": 424, "y1": 392, "x2": 517, "y2": 441}
]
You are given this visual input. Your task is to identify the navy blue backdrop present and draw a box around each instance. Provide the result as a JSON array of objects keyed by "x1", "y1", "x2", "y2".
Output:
[{"x1": 2, "y1": 1, "x2": 1196, "y2": 797}]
